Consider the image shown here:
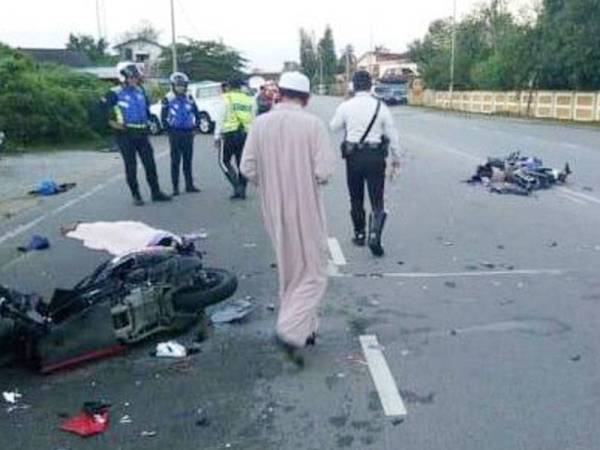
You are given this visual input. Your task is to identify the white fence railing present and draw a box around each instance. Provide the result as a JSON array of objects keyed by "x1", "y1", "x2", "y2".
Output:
[{"x1": 411, "y1": 90, "x2": 600, "y2": 122}]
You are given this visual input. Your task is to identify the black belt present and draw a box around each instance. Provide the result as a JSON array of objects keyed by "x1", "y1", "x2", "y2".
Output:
[{"x1": 343, "y1": 141, "x2": 382, "y2": 151}]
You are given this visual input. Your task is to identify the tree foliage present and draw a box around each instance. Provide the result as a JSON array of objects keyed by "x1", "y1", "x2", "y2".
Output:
[
  {"x1": 317, "y1": 25, "x2": 337, "y2": 85},
  {"x1": 0, "y1": 43, "x2": 109, "y2": 144},
  {"x1": 409, "y1": 0, "x2": 600, "y2": 91},
  {"x1": 160, "y1": 39, "x2": 247, "y2": 81},
  {"x1": 299, "y1": 29, "x2": 318, "y2": 80},
  {"x1": 66, "y1": 33, "x2": 117, "y2": 65}
]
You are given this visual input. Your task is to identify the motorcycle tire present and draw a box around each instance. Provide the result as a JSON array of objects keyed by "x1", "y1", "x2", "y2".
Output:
[{"x1": 172, "y1": 268, "x2": 238, "y2": 313}]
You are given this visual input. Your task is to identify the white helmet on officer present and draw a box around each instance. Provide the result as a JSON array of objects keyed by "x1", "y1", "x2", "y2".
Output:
[
  {"x1": 117, "y1": 61, "x2": 144, "y2": 84},
  {"x1": 170, "y1": 72, "x2": 190, "y2": 94}
]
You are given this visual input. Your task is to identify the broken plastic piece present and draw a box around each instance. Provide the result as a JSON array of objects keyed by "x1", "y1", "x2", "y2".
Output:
[
  {"x1": 60, "y1": 410, "x2": 109, "y2": 437},
  {"x1": 154, "y1": 341, "x2": 187, "y2": 358},
  {"x1": 2, "y1": 391, "x2": 22, "y2": 404},
  {"x1": 211, "y1": 299, "x2": 255, "y2": 324}
]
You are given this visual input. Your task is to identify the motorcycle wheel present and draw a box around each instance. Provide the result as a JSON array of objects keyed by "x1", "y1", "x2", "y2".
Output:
[{"x1": 173, "y1": 268, "x2": 238, "y2": 313}]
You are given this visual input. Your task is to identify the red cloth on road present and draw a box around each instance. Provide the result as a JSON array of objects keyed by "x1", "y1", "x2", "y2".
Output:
[{"x1": 60, "y1": 411, "x2": 109, "y2": 437}]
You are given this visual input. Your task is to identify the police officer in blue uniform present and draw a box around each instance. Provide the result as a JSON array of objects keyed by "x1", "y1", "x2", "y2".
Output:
[
  {"x1": 102, "y1": 62, "x2": 171, "y2": 206},
  {"x1": 161, "y1": 72, "x2": 201, "y2": 195}
]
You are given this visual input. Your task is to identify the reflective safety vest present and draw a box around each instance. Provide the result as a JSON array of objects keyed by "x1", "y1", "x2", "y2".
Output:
[
  {"x1": 166, "y1": 94, "x2": 197, "y2": 130},
  {"x1": 221, "y1": 91, "x2": 254, "y2": 133},
  {"x1": 113, "y1": 86, "x2": 149, "y2": 129}
]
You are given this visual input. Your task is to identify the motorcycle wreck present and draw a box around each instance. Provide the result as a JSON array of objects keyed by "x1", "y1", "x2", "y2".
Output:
[{"x1": 0, "y1": 237, "x2": 237, "y2": 373}]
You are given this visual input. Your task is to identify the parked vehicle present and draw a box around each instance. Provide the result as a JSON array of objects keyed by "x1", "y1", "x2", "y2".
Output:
[
  {"x1": 0, "y1": 239, "x2": 237, "y2": 373},
  {"x1": 372, "y1": 82, "x2": 408, "y2": 105},
  {"x1": 149, "y1": 81, "x2": 224, "y2": 135}
]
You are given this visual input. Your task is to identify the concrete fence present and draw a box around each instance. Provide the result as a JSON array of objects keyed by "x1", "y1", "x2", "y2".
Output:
[{"x1": 410, "y1": 89, "x2": 600, "y2": 122}]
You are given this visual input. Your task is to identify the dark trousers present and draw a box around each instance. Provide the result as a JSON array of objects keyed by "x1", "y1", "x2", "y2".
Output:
[
  {"x1": 219, "y1": 131, "x2": 247, "y2": 192},
  {"x1": 116, "y1": 132, "x2": 161, "y2": 197},
  {"x1": 345, "y1": 149, "x2": 386, "y2": 233},
  {"x1": 168, "y1": 130, "x2": 195, "y2": 191}
]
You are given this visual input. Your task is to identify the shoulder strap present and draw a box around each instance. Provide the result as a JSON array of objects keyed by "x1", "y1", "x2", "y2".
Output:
[{"x1": 359, "y1": 100, "x2": 381, "y2": 144}]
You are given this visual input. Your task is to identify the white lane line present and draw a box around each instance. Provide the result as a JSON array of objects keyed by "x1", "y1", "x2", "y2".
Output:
[
  {"x1": 332, "y1": 268, "x2": 566, "y2": 279},
  {"x1": 327, "y1": 237, "x2": 347, "y2": 266},
  {"x1": 558, "y1": 192, "x2": 586, "y2": 205},
  {"x1": 360, "y1": 335, "x2": 407, "y2": 417},
  {"x1": 0, "y1": 149, "x2": 170, "y2": 247},
  {"x1": 557, "y1": 187, "x2": 600, "y2": 206}
]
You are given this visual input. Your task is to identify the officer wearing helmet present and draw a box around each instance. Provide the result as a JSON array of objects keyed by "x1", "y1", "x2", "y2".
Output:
[
  {"x1": 101, "y1": 62, "x2": 170, "y2": 205},
  {"x1": 330, "y1": 70, "x2": 402, "y2": 257},
  {"x1": 161, "y1": 72, "x2": 201, "y2": 195},
  {"x1": 214, "y1": 76, "x2": 255, "y2": 200}
]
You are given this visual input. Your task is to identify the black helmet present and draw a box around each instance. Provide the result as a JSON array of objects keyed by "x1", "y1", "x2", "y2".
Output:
[
  {"x1": 352, "y1": 70, "x2": 372, "y2": 92},
  {"x1": 117, "y1": 62, "x2": 143, "y2": 83}
]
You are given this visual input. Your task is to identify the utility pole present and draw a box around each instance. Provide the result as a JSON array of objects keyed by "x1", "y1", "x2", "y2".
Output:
[
  {"x1": 170, "y1": 0, "x2": 178, "y2": 73},
  {"x1": 345, "y1": 47, "x2": 350, "y2": 95},
  {"x1": 319, "y1": 52, "x2": 324, "y2": 94},
  {"x1": 449, "y1": 0, "x2": 457, "y2": 109},
  {"x1": 95, "y1": 0, "x2": 103, "y2": 40}
]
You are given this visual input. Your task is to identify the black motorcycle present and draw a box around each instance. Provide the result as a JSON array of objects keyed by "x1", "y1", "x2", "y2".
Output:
[{"x1": 0, "y1": 240, "x2": 237, "y2": 373}]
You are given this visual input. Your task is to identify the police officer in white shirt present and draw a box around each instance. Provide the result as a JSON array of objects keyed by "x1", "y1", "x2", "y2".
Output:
[{"x1": 330, "y1": 70, "x2": 401, "y2": 257}]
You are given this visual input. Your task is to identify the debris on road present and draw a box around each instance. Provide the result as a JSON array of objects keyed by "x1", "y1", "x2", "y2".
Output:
[
  {"x1": 266, "y1": 303, "x2": 276, "y2": 311},
  {"x1": 211, "y1": 299, "x2": 255, "y2": 324},
  {"x1": 391, "y1": 417, "x2": 405, "y2": 426},
  {"x1": 444, "y1": 281, "x2": 457, "y2": 288},
  {"x1": 153, "y1": 341, "x2": 187, "y2": 358},
  {"x1": 2, "y1": 391, "x2": 22, "y2": 404},
  {"x1": 243, "y1": 243, "x2": 258, "y2": 248},
  {"x1": 466, "y1": 151, "x2": 571, "y2": 195},
  {"x1": 479, "y1": 261, "x2": 496, "y2": 269},
  {"x1": 570, "y1": 354, "x2": 582, "y2": 362},
  {"x1": 548, "y1": 241, "x2": 558, "y2": 248},
  {"x1": 141, "y1": 430, "x2": 157, "y2": 437},
  {"x1": 119, "y1": 415, "x2": 132, "y2": 424},
  {"x1": 28, "y1": 180, "x2": 76, "y2": 197},
  {"x1": 17, "y1": 234, "x2": 50, "y2": 252},
  {"x1": 60, "y1": 402, "x2": 110, "y2": 438}
]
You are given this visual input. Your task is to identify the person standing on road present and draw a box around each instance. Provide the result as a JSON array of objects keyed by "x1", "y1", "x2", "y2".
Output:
[
  {"x1": 330, "y1": 70, "x2": 401, "y2": 257},
  {"x1": 161, "y1": 72, "x2": 201, "y2": 196},
  {"x1": 214, "y1": 77, "x2": 255, "y2": 200},
  {"x1": 240, "y1": 71, "x2": 335, "y2": 364},
  {"x1": 102, "y1": 62, "x2": 171, "y2": 206},
  {"x1": 256, "y1": 81, "x2": 279, "y2": 115}
]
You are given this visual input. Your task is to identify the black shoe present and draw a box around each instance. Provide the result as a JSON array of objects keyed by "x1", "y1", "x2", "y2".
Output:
[
  {"x1": 186, "y1": 186, "x2": 201, "y2": 193},
  {"x1": 352, "y1": 232, "x2": 366, "y2": 247},
  {"x1": 132, "y1": 195, "x2": 144, "y2": 206},
  {"x1": 173, "y1": 188, "x2": 180, "y2": 196},
  {"x1": 152, "y1": 191, "x2": 172, "y2": 202},
  {"x1": 305, "y1": 332, "x2": 317, "y2": 346},
  {"x1": 368, "y1": 211, "x2": 387, "y2": 257},
  {"x1": 274, "y1": 335, "x2": 304, "y2": 368}
]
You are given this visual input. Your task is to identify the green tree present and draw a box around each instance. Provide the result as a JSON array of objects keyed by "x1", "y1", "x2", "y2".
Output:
[
  {"x1": 160, "y1": 39, "x2": 247, "y2": 81},
  {"x1": 336, "y1": 44, "x2": 356, "y2": 74},
  {"x1": 66, "y1": 33, "x2": 117, "y2": 65},
  {"x1": 317, "y1": 25, "x2": 337, "y2": 85},
  {"x1": 117, "y1": 21, "x2": 161, "y2": 44},
  {"x1": 299, "y1": 29, "x2": 318, "y2": 80}
]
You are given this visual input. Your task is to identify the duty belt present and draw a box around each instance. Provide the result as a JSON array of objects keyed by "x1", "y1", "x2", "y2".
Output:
[{"x1": 343, "y1": 141, "x2": 382, "y2": 151}]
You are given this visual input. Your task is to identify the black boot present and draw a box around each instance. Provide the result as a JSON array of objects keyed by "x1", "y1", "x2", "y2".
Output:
[
  {"x1": 352, "y1": 231, "x2": 366, "y2": 246},
  {"x1": 368, "y1": 211, "x2": 387, "y2": 257},
  {"x1": 132, "y1": 193, "x2": 144, "y2": 206},
  {"x1": 152, "y1": 191, "x2": 172, "y2": 202}
]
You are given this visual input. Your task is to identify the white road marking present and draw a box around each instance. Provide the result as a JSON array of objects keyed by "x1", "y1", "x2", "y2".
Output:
[
  {"x1": 331, "y1": 268, "x2": 566, "y2": 279},
  {"x1": 0, "y1": 149, "x2": 169, "y2": 247},
  {"x1": 360, "y1": 335, "x2": 407, "y2": 417},
  {"x1": 557, "y1": 187, "x2": 600, "y2": 206},
  {"x1": 327, "y1": 237, "x2": 347, "y2": 266},
  {"x1": 558, "y1": 192, "x2": 586, "y2": 205}
]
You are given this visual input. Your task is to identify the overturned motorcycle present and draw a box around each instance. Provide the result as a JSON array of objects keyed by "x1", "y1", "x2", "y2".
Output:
[{"x1": 0, "y1": 239, "x2": 237, "y2": 373}]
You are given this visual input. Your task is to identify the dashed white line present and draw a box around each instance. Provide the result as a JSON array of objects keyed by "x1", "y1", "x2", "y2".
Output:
[
  {"x1": 557, "y1": 187, "x2": 600, "y2": 206},
  {"x1": 331, "y1": 268, "x2": 566, "y2": 279},
  {"x1": 360, "y1": 335, "x2": 407, "y2": 417},
  {"x1": 327, "y1": 237, "x2": 347, "y2": 266}
]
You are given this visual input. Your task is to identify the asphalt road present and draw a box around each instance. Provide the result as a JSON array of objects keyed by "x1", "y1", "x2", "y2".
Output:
[{"x1": 0, "y1": 97, "x2": 599, "y2": 450}]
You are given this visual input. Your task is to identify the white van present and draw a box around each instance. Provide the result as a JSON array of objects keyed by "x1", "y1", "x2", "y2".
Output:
[{"x1": 149, "y1": 81, "x2": 224, "y2": 135}]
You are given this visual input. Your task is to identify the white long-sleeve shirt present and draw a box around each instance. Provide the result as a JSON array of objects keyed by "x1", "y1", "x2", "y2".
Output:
[{"x1": 330, "y1": 92, "x2": 402, "y2": 163}]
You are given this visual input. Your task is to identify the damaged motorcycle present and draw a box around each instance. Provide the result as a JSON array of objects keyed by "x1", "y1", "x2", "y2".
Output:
[{"x1": 0, "y1": 239, "x2": 237, "y2": 373}]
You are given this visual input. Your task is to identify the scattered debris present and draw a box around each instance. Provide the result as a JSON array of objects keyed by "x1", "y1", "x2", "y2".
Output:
[
  {"x1": 153, "y1": 341, "x2": 187, "y2": 358},
  {"x1": 450, "y1": 329, "x2": 458, "y2": 336},
  {"x1": 570, "y1": 354, "x2": 582, "y2": 362},
  {"x1": 211, "y1": 299, "x2": 255, "y2": 324},
  {"x1": 444, "y1": 242, "x2": 454, "y2": 247},
  {"x1": 499, "y1": 264, "x2": 515, "y2": 271},
  {"x1": 2, "y1": 391, "x2": 22, "y2": 404},
  {"x1": 582, "y1": 186, "x2": 594, "y2": 192},
  {"x1": 391, "y1": 417, "x2": 405, "y2": 426},
  {"x1": 266, "y1": 303, "x2": 276, "y2": 311},
  {"x1": 548, "y1": 241, "x2": 558, "y2": 248},
  {"x1": 119, "y1": 415, "x2": 132, "y2": 424},
  {"x1": 60, "y1": 402, "x2": 110, "y2": 438},
  {"x1": 243, "y1": 243, "x2": 258, "y2": 248},
  {"x1": 17, "y1": 234, "x2": 50, "y2": 252},
  {"x1": 444, "y1": 281, "x2": 457, "y2": 289},
  {"x1": 29, "y1": 180, "x2": 76, "y2": 197},
  {"x1": 270, "y1": 263, "x2": 277, "y2": 269},
  {"x1": 465, "y1": 264, "x2": 478, "y2": 271},
  {"x1": 141, "y1": 430, "x2": 157, "y2": 438},
  {"x1": 497, "y1": 245, "x2": 505, "y2": 250},
  {"x1": 195, "y1": 408, "x2": 210, "y2": 427},
  {"x1": 479, "y1": 261, "x2": 496, "y2": 269},
  {"x1": 185, "y1": 230, "x2": 209, "y2": 240},
  {"x1": 397, "y1": 261, "x2": 405, "y2": 266}
]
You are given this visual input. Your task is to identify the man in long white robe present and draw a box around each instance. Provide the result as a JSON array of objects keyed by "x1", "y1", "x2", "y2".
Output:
[{"x1": 240, "y1": 72, "x2": 335, "y2": 350}]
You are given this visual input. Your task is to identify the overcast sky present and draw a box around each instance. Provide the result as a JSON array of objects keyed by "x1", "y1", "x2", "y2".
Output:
[{"x1": 0, "y1": 0, "x2": 535, "y2": 71}]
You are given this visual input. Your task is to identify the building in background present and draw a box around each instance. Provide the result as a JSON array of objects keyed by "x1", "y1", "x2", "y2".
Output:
[
  {"x1": 113, "y1": 38, "x2": 165, "y2": 78},
  {"x1": 356, "y1": 51, "x2": 418, "y2": 81}
]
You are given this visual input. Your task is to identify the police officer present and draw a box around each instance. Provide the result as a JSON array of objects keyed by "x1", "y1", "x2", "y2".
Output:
[
  {"x1": 214, "y1": 77, "x2": 255, "y2": 199},
  {"x1": 161, "y1": 72, "x2": 201, "y2": 196},
  {"x1": 330, "y1": 70, "x2": 401, "y2": 257},
  {"x1": 102, "y1": 62, "x2": 171, "y2": 206}
]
